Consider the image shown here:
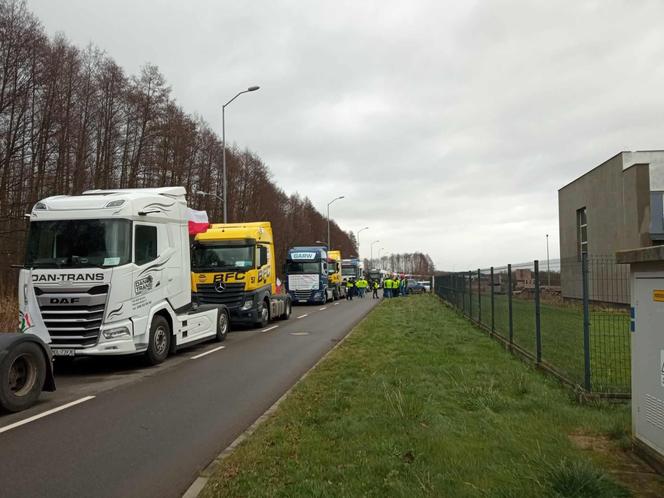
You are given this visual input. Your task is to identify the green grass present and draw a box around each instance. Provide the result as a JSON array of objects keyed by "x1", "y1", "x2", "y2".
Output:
[
  {"x1": 459, "y1": 292, "x2": 630, "y2": 393},
  {"x1": 202, "y1": 295, "x2": 632, "y2": 497}
]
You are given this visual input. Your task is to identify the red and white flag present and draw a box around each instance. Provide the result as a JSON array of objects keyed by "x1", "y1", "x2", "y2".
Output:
[{"x1": 188, "y1": 208, "x2": 209, "y2": 235}]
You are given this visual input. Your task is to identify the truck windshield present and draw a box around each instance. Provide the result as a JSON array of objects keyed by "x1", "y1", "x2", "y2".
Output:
[
  {"x1": 342, "y1": 266, "x2": 356, "y2": 276},
  {"x1": 192, "y1": 244, "x2": 255, "y2": 271},
  {"x1": 285, "y1": 262, "x2": 320, "y2": 274},
  {"x1": 25, "y1": 219, "x2": 131, "y2": 268}
]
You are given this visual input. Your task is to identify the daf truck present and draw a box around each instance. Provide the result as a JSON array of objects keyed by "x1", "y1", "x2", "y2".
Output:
[
  {"x1": 18, "y1": 187, "x2": 230, "y2": 365},
  {"x1": 285, "y1": 246, "x2": 334, "y2": 304},
  {"x1": 327, "y1": 250, "x2": 346, "y2": 300},
  {"x1": 190, "y1": 222, "x2": 292, "y2": 327}
]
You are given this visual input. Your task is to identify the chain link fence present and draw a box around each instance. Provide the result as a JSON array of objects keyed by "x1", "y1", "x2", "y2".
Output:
[{"x1": 434, "y1": 254, "x2": 630, "y2": 397}]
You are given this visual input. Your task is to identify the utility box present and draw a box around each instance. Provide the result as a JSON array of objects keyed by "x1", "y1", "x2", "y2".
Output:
[{"x1": 616, "y1": 245, "x2": 664, "y2": 471}]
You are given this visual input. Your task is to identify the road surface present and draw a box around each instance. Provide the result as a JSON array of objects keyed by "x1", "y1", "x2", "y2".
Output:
[{"x1": 0, "y1": 296, "x2": 379, "y2": 498}]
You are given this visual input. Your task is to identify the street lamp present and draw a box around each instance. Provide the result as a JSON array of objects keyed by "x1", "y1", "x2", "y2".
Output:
[
  {"x1": 356, "y1": 226, "x2": 369, "y2": 259},
  {"x1": 196, "y1": 190, "x2": 223, "y2": 203},
  {"x1": 222, "y1": 85, "x2": 260, "y2": 223},
  {"x1": 378, "y1": 247, "x2": 385, "y2": 268},
  {"x1": 370, "y1": 239, "x2": 380, "y2": 269},
  {"x1": 327, "y1": 196, "x2": 345, "y2": 250},
  {"x1": 546, "y1": 234, "x2": 550, "y2": 287}
]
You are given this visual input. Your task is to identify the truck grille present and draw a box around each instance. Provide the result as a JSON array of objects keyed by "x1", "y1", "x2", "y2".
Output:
[
  {"x1": 195, "y1": 283, "x2": 245, "y2": 308},
  {"x1": 293, "y1": 290, "x2": 314, "y2": 300},
  {"x1": 35, "y1": 285, "x2": 108, "y2": 349}
]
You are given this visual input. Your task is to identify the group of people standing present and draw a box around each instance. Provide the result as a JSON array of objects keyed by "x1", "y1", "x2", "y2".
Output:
[
  {"x1": 381, "y1": 276, "x2": 408, "y2": 299},
  {"x1": 345, "y1": 277, "x2": 369, "y2": 300}
]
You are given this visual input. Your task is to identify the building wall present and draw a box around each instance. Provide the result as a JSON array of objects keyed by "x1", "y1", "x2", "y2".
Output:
[{"x1": 558, "y1": 153, "x2": 650, "y2": 303}]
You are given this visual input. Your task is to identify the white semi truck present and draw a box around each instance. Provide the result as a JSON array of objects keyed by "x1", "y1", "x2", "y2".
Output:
[{"x1": 18, "y1": 187, "x2": 229, "y2": 365}]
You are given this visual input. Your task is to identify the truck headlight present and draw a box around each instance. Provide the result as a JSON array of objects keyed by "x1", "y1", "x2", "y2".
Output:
[
  {"x1": 241, "y1": 299, "x2": 254, "y2": 311},
  {"x1": 103, "y1": 326, "x2": 131, "y2": 339}
]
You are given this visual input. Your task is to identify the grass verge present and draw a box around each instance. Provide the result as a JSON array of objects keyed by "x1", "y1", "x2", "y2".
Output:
[{"x1": 202, "y1": 295, "x2": 645, "y2": 497}]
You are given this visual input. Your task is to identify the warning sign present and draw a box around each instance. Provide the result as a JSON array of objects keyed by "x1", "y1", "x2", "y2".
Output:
[{"x1": 653, "y1": 290, "x2": 664, "y2": 302}]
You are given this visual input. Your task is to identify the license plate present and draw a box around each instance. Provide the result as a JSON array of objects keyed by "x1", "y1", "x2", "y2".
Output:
[
  {"x1": 51, "y1": 348, "x2": 76, "y2": 357},
  {"x1": 299, "y1": 299, "x2": 307, "y2": 303}
]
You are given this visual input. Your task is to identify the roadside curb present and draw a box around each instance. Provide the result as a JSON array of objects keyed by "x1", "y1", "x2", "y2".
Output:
[{"x1": 182, "y1": 300, "x2": 382, "y2": 498}]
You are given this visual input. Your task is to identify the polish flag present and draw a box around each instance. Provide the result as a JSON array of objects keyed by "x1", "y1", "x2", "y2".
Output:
[{"x1": 188, "y1": 208, "x2": 209, "y2": 235}]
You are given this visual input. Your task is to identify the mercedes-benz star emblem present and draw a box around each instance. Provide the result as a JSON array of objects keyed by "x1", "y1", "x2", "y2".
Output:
[{"x1": 214, "y1": 280, "x2": 226, "y2": 293}]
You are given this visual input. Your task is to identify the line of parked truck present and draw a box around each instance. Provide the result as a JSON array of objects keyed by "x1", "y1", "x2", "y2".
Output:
[{"x1": 0, "y1": 187, "x2": 372, "y2": 413}]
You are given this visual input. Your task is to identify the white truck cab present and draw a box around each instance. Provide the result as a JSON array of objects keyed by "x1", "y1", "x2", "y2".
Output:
[{"x1": 18, "y1": 187, "x2": 229, "y2": 364}]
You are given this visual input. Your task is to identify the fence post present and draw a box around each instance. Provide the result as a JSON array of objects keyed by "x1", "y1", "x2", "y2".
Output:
[
  {"x1": 508, "y1": 264, "x2": 513, "y2": 346},
  {"x1": 534, "y1": 260, "x2": 541, "y2": 364},
  {"x1": 582, "y1": 253, "x2": 591, "y2": 391},
  {"x1": 461, "y1": 272, "x2": 465, "y2": 314},
  {"x1": 468, "y1": 271, "x2": 473, "y2": 319},
  {"x1": 490, "y1": 267, "x2": 495, "y2": 334},
  {"x1": 477, "y1": 268, "x2": 482, "y2": 324}
]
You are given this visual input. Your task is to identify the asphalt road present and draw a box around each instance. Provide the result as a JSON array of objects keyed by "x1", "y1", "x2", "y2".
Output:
[{"x1": 0, "y1": 295, "x2": 379, "y2": 498}]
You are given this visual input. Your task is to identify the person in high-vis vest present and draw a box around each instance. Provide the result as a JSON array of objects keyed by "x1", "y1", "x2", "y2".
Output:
[
  {"x1": 372, "y1": 280, "x2": 380, "y2": 299},
  {"x1": 358, "y1": 278, "x2": 367, "y2": 298},
  {"x1": 383, "y1": 277, "x2": 392, "y2": 298},
  {"x1": 346, "y1": 278, "x2": 355, "y2": 300},
  {"x1": 393, "y1": 276, "x2": 401, "y2": 297}
]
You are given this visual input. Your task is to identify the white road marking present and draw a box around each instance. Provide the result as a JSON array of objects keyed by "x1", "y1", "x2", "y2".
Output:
[
  {"x1": 191, "y1": 345, "x2": 226, "y2": 360},
  {"x1": 261, "y1": 325, "x2": 279, "y2": 333},
  {"x1": 0, "y1": 395, "x2": 96, "y2": 435},
  {"x1": 297, "y1": 314, "x2": 308, "y2": 319},
  {"x1": 319, "y1": 306, "x2": 327, "y2": 311},
  {"x1": 290, "y1": 332, "x2": 310, "y2": 336},
  {"x1": 333, "y1": 302, "x2": 339, "y2": 306}
]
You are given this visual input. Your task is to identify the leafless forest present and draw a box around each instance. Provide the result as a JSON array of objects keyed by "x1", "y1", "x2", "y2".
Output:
[{"x1": 0, "y1": 1, "x2": 359, "y2": 285}]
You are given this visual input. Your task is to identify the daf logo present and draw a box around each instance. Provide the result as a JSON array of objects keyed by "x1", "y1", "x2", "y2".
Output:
[{"x1": 214, "y1": 280, "x2": 226, "y2": 293}]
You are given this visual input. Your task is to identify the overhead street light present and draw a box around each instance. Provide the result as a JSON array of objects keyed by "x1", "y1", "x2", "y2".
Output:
[
  {"x1": 356, "y1": 226, "x2": 369, "y2": 258},
  {"x1": 327, "y1": 196, "x2": 345, "y2": 250},
  {"x1": 196, "y1": 190, "x2": 224, "y2": 203},
  {"x1": 370, "y1": 239, "x2": 380, "y2": 269},
  {"x1": 222, "y1": 85, "x2": 260, "y2": 223}
]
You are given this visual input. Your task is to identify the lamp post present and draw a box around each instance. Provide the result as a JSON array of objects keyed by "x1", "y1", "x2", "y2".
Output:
[
  {"x1": 546, "y1": 233, "x2": 550, "y2": 287},
  {"x1": 378, "y1": 247, "x2": 385, "y2": 269},
  {"x1": 370, "y1": 239, "x2": 380, "y2": 269},
  {"x1": 356, "y1": 226, "x2": 368, "y2": 259},
  {"x1": 222, "y1": 85, "x2": 260, "y2": 223},
  {"x1": 327, "y1": 196, "x2": 345, "y2": 250},
  {"x1": 196, "y1": 190, "x2": 223, "y2": 203}
]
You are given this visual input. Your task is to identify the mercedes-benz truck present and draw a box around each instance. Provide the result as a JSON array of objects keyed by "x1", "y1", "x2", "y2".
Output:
[{"x1": 191, "y1": 222, "x2": 291, "y2": 327}]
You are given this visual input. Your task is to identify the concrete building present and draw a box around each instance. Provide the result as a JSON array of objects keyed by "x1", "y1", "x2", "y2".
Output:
[{"x1": 558, "y1": 150, "x2": 664, "y2": 302}]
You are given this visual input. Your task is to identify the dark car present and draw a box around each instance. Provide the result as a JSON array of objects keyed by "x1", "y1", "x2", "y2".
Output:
[{"x1": 406, "y1": 280, "x2": 426, "y2": 294}]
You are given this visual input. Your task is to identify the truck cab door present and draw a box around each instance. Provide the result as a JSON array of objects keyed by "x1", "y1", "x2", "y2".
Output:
[{"x1": 131, "y1": 223, "x2": 162, "y2": 339}]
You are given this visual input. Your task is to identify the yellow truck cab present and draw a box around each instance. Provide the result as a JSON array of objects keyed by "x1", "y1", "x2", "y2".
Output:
[
  {"x1": 327, "y1": 250, "x2": 346, "y2": 300},
  {"x1": 191, "y1": 222, "x2": 291, "y2": 327}
]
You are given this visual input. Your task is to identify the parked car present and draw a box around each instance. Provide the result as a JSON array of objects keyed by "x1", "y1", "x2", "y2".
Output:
[
  {"x1": 418, "y1": 280, "x2": 431, "y2": 292},
  {"x1": 406, "y1": 280, "x2": 426, "y2": 294}
]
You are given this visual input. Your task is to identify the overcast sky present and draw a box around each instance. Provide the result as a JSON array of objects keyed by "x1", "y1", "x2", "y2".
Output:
[{"x1": 28, "y1": 0, "x2": 664, "y2": 269}]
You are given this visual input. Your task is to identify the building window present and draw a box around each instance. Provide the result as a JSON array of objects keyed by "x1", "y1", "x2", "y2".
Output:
[{"x1": 577, "y1": 207, "x2": 588, "y2": 258}]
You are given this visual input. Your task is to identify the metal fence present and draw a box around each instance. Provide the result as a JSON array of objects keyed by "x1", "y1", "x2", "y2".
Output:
[{"x1": 434, "y1": 254, "x2": 630, "y2": 397}]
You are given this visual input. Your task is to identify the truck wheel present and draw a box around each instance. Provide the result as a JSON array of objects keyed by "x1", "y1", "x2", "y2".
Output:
[
  {"x1": 333, "y1": 289, "x2": 338, "y2": 301},
  {"x1": 145, "y1": 315, "x2": 171, "y2": 365},
  {"x1": 281, "y1": 299, "x2": 292, "y2": 321},
  {"x1": 255, "y1": 299, "x2": 270, "y2": 328},
  {"x1": 215, "y1": 309, "x2": 229, "y2": 342},
  {"x1": 0, "y1": 342, "x2": 46, "y2": 413}
]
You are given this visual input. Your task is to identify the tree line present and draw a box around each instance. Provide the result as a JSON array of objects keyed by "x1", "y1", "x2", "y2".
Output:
[
  {"x1": 364, "y1": 252, "x2": 436, "y2": 276},
  {"x1": 0, "y1": 0, "x2": 356, "y2": 289}
]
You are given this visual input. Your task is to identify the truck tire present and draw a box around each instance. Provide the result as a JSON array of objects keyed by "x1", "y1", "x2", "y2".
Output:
[
  {"x1": 0, "y1": 342, "x2": 46, "y2": 413},
  {"x1": 255, "y1": 298, "x2": 270, "y2": 328},
  {"x1": 145, "y1": 315, "x2": 171, "y2": 365},
  {"x1": 215, "y1": 308, "x2": 229, "y2": 342},
  {"x1": 281, "y1": 299, "x2": 292, "y2": 321}
]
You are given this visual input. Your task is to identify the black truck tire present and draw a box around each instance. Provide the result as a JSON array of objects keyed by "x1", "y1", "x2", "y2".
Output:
[
  {"x1": 215, "y1": 308, "x2": 229, "y2": 342},
  {"x1": 255, "y1": 298, "x2": 270, "y2": 328},
  {"x1": 145, "y1": 315, "x2": 171, "y2": 365},
  {"x1": 0, "y1": 341, "x2": 47, "y2": 413},
  {"x1": 281, "y1": 299, "x2": 292, "y2": 320}
]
